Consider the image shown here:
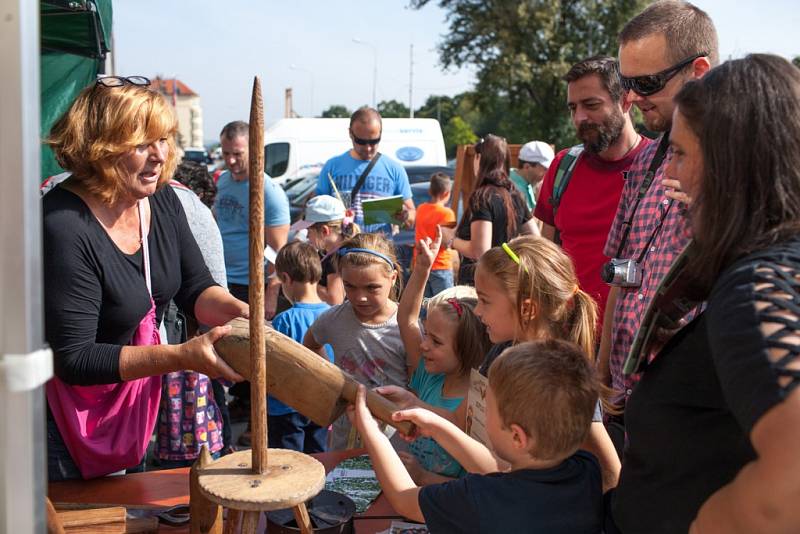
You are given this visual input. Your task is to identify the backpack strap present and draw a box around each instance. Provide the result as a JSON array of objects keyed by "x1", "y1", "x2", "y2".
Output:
[{"x1": 548, "y1": 144, "x2": 584, "y2": 245}]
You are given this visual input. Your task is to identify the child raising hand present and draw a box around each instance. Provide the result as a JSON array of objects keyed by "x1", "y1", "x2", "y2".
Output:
[{"x1": 387, "y1": 228, "x2": 490, "y2": 484}]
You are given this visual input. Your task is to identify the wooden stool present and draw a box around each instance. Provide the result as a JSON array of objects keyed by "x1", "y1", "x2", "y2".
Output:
[{"x1": 191, "y1": 447, "x2": 325, "y2": 534}]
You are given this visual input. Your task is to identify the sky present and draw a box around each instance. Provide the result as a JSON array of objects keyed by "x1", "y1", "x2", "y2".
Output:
[{"x1": 113, "y1": 1, "x2": 800, "y2": 145}]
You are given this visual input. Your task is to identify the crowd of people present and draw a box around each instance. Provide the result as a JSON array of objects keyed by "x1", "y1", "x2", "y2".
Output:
[{"x1": 40, "y1": 1, "x2": 800, "y2": 532}]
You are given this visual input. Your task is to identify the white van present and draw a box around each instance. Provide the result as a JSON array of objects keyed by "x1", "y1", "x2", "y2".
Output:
[{"x1": 264, "y1": 118, "x2": 447, "y2": 184}]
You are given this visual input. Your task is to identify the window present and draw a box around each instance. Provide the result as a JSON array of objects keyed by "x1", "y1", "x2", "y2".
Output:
[{"x1": 265, "y1": 142, "x2": 290, "y2": 177}]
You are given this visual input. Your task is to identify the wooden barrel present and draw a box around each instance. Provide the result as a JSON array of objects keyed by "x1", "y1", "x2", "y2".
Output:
[{"x1": 214, "y1": 317, "x2": 414, "y2": 435}]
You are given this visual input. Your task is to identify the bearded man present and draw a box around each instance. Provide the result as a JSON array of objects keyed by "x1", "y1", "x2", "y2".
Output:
[{"x1": 535, "y1": 55, "x2": 651, "y2": 322}]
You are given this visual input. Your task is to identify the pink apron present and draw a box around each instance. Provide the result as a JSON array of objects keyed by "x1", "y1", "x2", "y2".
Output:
[{"x1": 46, "y1": 200, "x2": 162, "y2": 479}]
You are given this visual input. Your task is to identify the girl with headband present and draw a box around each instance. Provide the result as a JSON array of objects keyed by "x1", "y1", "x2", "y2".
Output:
[
  {"x1": 304, "y1": 232, "x2": 407, "y2": 449},
  {"x1": 378, "y1": 228, "x2": 490, "y2": 485}
]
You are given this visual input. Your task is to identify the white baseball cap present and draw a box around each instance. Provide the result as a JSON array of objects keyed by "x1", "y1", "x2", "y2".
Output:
[
  {"x1": 290, "y1": 195, "x2": 346, "y2": 232},
  {"x1": 518, "y1": 141, "x2": 555, "y2": 168}
]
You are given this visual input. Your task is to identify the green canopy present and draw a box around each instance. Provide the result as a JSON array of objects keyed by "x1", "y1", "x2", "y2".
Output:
[{"x1": 40, "y1": 0, "x2": 112, "y2": 179}]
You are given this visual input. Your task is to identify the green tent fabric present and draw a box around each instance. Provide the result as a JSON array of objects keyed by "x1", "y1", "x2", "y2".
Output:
[
  {"x1": 40, "y1": 0, "x2": 112, "y2": 179},
  {"x1": 41, "y1": 0, "x2": 111, "y2": 58}
]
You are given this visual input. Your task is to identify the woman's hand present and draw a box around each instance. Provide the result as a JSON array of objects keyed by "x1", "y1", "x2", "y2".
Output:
[
  {"x1": 178, "y1": 325, "x2": 244, "y2": 382},
  {"x1": 375, "y1": 385, "x2": 422, "y2": 410},
  {"x1": 439, "y1": 225, "x2": 456, "y2": 249}
]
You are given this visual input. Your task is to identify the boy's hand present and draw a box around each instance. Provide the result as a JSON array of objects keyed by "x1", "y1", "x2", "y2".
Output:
[
  {"x1": 391, "y1": 407, "x2": 444, "y2": 442},
  {"x1": 375, "y1": 385, "x2": 421, "y2": 410},
  {"x1": 347, "y1": 384, "x2": 380, "y2": 435}
]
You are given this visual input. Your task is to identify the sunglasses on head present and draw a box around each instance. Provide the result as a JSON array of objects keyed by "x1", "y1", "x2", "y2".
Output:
[
  {"x1": 620, "y1": 53, "x2": 706, "y2": 97},
  {"x1": 95, "y1": 76, "x2": 151, "y2": 88},
  {"x1": 351, "y1": 131, "x2": 381, "y2": 146}
]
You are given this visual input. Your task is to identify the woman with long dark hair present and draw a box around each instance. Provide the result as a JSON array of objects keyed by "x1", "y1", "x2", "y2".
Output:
[
  {"x1": 610, "y1": 54, "x2": 800, "y2": 533},
  {"x1": 441, "y1": 135, "x2": 538, "y2": 284}
]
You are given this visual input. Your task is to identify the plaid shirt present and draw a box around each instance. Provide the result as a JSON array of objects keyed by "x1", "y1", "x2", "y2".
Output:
[{"x1": 604, "y1": 135, "x2": 701, "y2": 404}]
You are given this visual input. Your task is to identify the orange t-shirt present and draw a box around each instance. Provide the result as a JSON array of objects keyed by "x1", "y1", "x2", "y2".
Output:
[{"x1": 413, "y1": 202, "x2": 456, "y2": 271}]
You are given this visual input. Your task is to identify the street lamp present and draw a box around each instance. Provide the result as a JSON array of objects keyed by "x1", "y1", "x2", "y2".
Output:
[
  {"x1": 352, "y1": 37, "x2": 377, "y2": 108},
  {"x1": 289, "y1": 64, "x2": 314, "y2": 117}
]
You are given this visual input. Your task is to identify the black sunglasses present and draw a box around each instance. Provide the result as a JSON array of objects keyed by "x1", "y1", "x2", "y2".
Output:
[
  {"x1": 620, "y1": 53, "x2": 706, "y2": 97},
  {"x1": 95, "y1": 76, "x2": 151, "y2": 88},
  {"x1": 351, "y1": 131, "x2": 381, "y2": 146}
]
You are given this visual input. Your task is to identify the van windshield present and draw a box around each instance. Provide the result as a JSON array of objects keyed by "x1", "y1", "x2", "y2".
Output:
[{"x1": 265, "y1": 142, "x2": 290, "y2": 177}]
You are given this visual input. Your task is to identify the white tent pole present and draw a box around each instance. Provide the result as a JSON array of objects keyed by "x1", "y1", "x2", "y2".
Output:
[{"x1": 0, "y1": 0, "x2": 51, "y2": 532}]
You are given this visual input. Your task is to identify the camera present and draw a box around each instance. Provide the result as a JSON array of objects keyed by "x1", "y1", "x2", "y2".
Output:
[{"x1": 601, "y1": 259, "x2": 643, "y2": 287}]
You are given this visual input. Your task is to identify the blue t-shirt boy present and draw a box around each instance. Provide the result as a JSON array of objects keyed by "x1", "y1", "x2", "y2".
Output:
[
  {"x1": 408, "y1": 360, "x2": 466, "y2": 478},
  {"x1": 316, "y1": 151, "x2": 412, "y2": 234},
  {"x1": 268, "y1": 302, "x2": 334, "y2": 415},
  {"x1": 214, "y1": 171, "x2": 290, "y2": 285}
]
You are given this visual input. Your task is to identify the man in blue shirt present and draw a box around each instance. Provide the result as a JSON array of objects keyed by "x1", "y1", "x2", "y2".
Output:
[
  {"x1": 316, "y1": 107, "x2": 415, "y2": 234},
  {"x1": 214, "y1": 120, "x2": 290, "y2": 318}
]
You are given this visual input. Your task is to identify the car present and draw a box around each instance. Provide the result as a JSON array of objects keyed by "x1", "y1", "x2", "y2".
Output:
[
  {"x1": 282, "y1": 170, "x2": 320, "y2": 223},
  {"x1": 182, "y1": 147, "x2": 212, "y2": 165},
  {"x1": 403, "y1": 165, "x2": 454, "y2": 184}
]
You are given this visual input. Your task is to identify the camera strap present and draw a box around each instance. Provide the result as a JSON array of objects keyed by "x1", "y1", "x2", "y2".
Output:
[{"x1": 612, "y1": 133, "x2": 671, "y2": 259}]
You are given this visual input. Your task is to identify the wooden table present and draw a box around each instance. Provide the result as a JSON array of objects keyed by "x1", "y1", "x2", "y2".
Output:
[{"x1": 48, "y1": 449, "x2": 405, "y2": 533}]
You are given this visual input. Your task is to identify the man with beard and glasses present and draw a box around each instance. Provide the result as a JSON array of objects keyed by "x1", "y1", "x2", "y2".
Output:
[
  {"x1": 535, "y1": 55, "x2": 650, "y2": 324},
  {"x1": 597, "y1": 1, "x2": 717, "y2": 457}
]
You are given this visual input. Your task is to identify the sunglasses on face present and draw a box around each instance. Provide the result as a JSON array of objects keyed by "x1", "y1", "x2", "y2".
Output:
[
  {"x1": 351, "y1": 131, "x2": 381, "y2": 146},
  {"x1": 95, "y1": 76, "x2": 151, "y2": 88},
  {"x1": 620, "y1": 53, "x2": 706, "y2": 97}
]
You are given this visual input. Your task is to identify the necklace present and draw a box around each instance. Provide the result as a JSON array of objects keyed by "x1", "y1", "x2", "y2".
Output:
[{"x1": 621, "y1": 134, "x2": 641, "y2": 158}]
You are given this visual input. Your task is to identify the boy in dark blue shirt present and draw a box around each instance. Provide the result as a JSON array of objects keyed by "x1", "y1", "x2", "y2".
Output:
[
  {"x1": 350, "y1": 339, "x2": 603, "y2": 533},
  {"x1": 270, "y1": 241, "x2": 334, "y2": 452}
]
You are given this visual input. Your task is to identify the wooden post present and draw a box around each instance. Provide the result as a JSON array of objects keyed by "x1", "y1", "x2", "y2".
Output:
[
  {"x1": 450, "y1": 145, "x2": 467, "y2": 217},
  {"x1": 248, "y1": 76, "x2": 268, "y2": 474},
  {"x1": 190, "y1": 446, "x2": 222, "y2": 534}
]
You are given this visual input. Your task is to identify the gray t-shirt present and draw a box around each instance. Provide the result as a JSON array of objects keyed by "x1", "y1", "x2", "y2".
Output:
[
  {"x1": 170, "y1": 181, "x2": 227, "y2": 287},
  {"x1": 310, "y1": 301, "x2": 406, "y2": 449}
]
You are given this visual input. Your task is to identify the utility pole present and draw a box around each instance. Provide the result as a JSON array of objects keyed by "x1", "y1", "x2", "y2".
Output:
[
  {"x1": 285, "y1": 88, "x2": 293, "y2": 118},
  {"x1": 409, "y1": 44, "x2": 414, "y2": 118}
]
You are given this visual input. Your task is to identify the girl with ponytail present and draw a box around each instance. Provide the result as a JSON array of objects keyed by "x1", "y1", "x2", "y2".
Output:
[{"x1": 473, "y1": 235, "x2": 620, "y2": 492}]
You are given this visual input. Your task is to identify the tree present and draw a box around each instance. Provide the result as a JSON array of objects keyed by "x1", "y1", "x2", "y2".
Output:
[
  {"x1": 411, "y1": 0, "x2": 647, "y2": 149},
  {"x1": 793, "y1": 56, "x2": 800, "y2": 69},
  {"x1": 377, "y1": 99, "x2": 411, "y2": 118},
  {"x1": 321, "y1": 105, "x2": 351, "y2": 118},
  {"x1": 443, "y1": 116, "x2": 478, "y2": 157}
]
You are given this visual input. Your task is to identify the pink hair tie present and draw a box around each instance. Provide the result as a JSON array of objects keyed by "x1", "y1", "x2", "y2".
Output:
[
  {"x1": 343, "y1": 209, "x2": 354, "y2": 227},
  {"x1": 447, "y1": 298, "x2": 463, "y2": 317}
]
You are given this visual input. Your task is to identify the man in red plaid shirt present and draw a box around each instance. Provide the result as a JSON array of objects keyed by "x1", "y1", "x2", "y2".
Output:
[{"x1": 597, "y1": 1, "x2": 719, "y2": 445}]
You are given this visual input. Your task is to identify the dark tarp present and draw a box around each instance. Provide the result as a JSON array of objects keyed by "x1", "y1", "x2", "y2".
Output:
[{"x1": 40, "y1": 0, "x2": 112, "y2": 179}]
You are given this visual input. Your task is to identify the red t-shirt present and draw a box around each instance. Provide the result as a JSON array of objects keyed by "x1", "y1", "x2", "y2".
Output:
[
  {"x1": 414, "y1": 202, "x2": 456, "y2": 270},
  {"x1": 534, "y1": 137, "x2": 652, "y2": 321}
]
